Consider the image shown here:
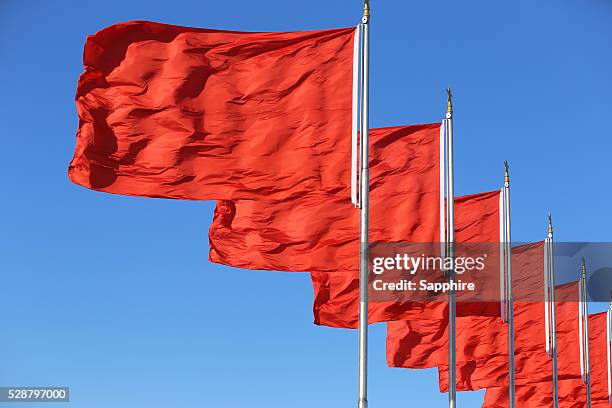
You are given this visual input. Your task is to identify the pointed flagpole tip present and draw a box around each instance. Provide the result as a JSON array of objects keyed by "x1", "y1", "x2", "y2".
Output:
[
  {"x1": 504, "y1": 161, "x2": 510, "y2": 186},
  {"x1": 446, "y1": 87, "x2": 453, "y2": 117},
  {"x1": 362, "y1": 0, "x2": 370, "y2": 22},
  {"x1": 547, "y1": 213, "x2": 553, "y2": 237},
  {"x1": 581, "y1": 257, "x2": 587, "y2": 278}
]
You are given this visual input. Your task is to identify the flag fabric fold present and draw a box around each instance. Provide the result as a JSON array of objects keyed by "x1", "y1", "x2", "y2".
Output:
[{"x1": 69, "y1": 20, "x2": 358, "y2": 200}]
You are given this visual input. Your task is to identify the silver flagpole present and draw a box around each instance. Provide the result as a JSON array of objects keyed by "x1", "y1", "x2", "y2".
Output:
[
  {"x1": 579, "y1": 262, "x2": 585, "y2": 382},
  {"x1": 357, "y1": 1, "x2": 370, "y2": 407},
  {"x1": 445, "y1": 88, "x2": 456, "y2": 408},
  {"x1": 544, "y1": 229, "x2": 551, "y2": 357},
  {"x1": 547, "y1": 215, "x2": 559, "y2": 408},
  {"x1": 350, "y1": 23, "x2": 362, "y2": 208},
  {"x1": 607, "y1": 292, "x2": 612, "y2": 404},
  {"x1": 499, "y1": 189, "x2": 506, "y2": 321},
  {"x1": 581, "y1": 259, "x2": 592, "y2": 408},
  {"x1": 504, "y1": 162, "x2": 515, "y2": 408}
]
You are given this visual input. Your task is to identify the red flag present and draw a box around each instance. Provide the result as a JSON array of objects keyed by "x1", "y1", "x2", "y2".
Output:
[
  {"x1": 588, "y1": 312, "x2": 609, "y2": 404},
  {"x1": 209, "y1": 123, "x2": 442, "y2": 272},
  {"x1": 69, "y1": 21, "x2": 357, "y2": 200},
  {"x1": 438, "y1": 281, "x2": 582, "y2": 392},
  {"x1": 315, "y1": 190, "x2": 502, "y2": 329}
]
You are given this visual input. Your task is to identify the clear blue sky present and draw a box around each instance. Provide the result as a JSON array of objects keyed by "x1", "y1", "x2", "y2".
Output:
[{"x1": 1, "y1": 0, "x2": 611, "y2": 407}]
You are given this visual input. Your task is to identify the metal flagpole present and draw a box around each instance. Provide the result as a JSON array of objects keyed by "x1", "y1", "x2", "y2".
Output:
[
  {"x1": 581, "y1": 259, "x2": 592, "y2": 408},
  {"x1": 499, "y1": 188, "x2": 506, "y2": 322},
  {"x1": 503, "y1": 162, "x2": 515, "y2": 408},
  {"x1": 607, "y1": 291, "x2": 612, "y2": 404},
  {"x1": 350, "y1": 22, "x2": 362, "y2": 208},
  {"x1": 357, "y1": 1, "x2": 370, "y2": 407},
  {"x1": 445, "y1": 88, "x2": 456, "y2": 408},
  {"x1": 546, "y1": 215, "x2": 559, "y2": 408},
  {"x1": 579, "y1": 261, "x2": 586, "y2": 382}
]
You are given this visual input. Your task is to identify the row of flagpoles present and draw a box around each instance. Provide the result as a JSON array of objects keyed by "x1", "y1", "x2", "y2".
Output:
[{"x1": 352, "y1": 2, "x2": 600, "y2": 407}]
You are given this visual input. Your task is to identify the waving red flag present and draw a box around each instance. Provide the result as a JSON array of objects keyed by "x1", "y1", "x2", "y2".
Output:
[
  {"x1": 209, "y1": 123, "x2": 442, "y2": 272},
  {"x1": 69, "y1": 21, "x2": 357, "y2": 200},
  {"x1": 438, "y1": 282, "x2": 582, "y2": 392},
  {"x1": 314, "y1": 190, "x2": 502, "y2": 329}
]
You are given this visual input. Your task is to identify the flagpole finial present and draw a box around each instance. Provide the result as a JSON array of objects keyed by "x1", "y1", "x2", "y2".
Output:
[
  {"x1": 581, "y1": 257, "x2": 587, "y2": 279},
  {"x1": 446, "y1": 87, "x2": 453, "y2": 118},
  {"x1": 362, "y1": 0, "x2": 370, "y2": 23},
  {"x1": 548, "y1": 212, "x2": 553, "y2": 238},
  {"x1": 504, "y1": 160, "x2": 510, "y2": 187}
]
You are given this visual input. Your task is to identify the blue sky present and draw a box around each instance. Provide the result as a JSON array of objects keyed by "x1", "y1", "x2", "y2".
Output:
[{"x1": 0, "y1": 0, "x2": 611, "y2": 407}]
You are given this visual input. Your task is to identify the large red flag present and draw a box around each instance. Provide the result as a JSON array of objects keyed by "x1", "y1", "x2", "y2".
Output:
[
  {"x1": 209, "y1": 123, "x2": 442, "y2": 272},
  {"x1": 315, "y1": 190, "x2": 502, "y2": 329},
  {"x1": 69, "y1": 21, "x2": 357, "y2": 200}
]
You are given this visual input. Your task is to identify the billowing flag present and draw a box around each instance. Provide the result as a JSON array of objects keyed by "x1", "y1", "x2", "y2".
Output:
[
  {"x1": 209, "y1": 123, "x2": 442, "y2": 272},
  {"x1": 69, "y1": 21, "x2": 358, "y2": 200},
  {"x1": 438, "y1": 281, "x2": 582, "y2": 392},
  {"x1": 314, "y1": 190, "x2": 502, "y2": 329}
]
